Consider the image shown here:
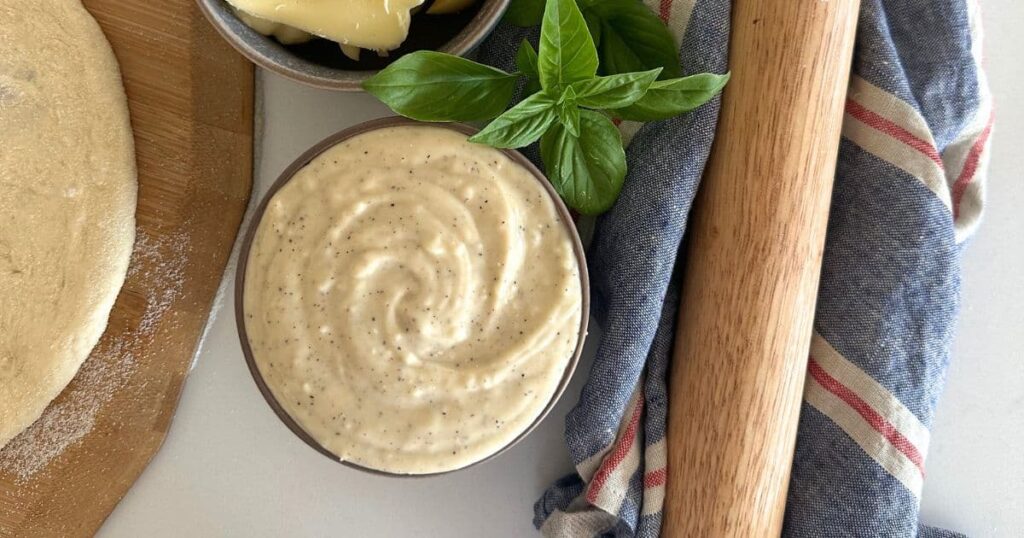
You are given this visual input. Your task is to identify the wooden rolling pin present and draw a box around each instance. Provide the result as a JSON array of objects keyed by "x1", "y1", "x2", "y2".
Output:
[{"x1": 662, "y1": 0, "x2": 860, "y2": 536}]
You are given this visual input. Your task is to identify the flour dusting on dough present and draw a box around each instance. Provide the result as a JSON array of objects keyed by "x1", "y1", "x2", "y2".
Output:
[{"x1": 0, "y1": 231, "x2": 191, "y2": 481}]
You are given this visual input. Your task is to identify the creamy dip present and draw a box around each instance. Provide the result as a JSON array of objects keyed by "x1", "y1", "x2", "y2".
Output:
[{"x1": 243, "y1": 125, "x2": 584, "y2": 474}]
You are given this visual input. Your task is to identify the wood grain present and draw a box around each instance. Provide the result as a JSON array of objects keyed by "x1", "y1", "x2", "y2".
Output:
[
  {"x1": 0, "y1": 1, "x2": 253, "y2": 536},
  {"x1": 662, "y1": 0, "x2": 859, "y2": 536}
]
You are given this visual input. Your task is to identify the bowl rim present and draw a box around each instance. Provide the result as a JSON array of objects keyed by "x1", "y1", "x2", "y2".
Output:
[
  {"x1": 234, "y1": 116, "x2": 591, "y2": 477},
  {"x1": 196, "y1": 0, "x2": 512, "y2": 91}
]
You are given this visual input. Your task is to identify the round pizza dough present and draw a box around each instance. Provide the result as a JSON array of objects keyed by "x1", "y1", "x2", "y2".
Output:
[{"x1": 0, "y1": 0, "x2": 136, "y2": 449}]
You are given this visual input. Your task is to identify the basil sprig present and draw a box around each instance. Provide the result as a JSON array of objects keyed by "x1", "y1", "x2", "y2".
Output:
[{"x1": 363, "y1": 0, "x2": 727, "y2": 215}]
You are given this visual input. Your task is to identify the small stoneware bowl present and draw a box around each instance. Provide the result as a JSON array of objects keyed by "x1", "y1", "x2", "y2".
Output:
[
  {"x1": 235, "y1": 117, "x2": 590, "y2": 476},
  {"x1": 197, "y1": 0, "x2": 511, "y2": 91}
]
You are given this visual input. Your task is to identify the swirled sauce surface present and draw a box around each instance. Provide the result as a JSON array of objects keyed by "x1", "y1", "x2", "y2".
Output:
[{"x1": 243, "y1": 125, "x2": 583, "y2": 474}]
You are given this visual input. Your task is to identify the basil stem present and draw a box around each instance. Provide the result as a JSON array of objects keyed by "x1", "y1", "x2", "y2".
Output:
[{"x1": 556, "y1": 86, "x2": 581, "y2": 136}]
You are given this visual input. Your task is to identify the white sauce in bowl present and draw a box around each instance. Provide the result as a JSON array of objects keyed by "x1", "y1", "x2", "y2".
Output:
[{"x1": 242, "y1": 125, "x2": 584, "y2": 474}]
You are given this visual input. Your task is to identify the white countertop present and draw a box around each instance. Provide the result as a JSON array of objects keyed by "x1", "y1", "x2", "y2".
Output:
[{"x1": 100, "y1": 3, "x2": 1023, "y2": 535}]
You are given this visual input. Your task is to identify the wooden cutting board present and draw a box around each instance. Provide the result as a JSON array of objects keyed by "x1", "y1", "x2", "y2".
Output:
[{"x1": 0, "y1": 1, "x2": 253, "y2": 536}]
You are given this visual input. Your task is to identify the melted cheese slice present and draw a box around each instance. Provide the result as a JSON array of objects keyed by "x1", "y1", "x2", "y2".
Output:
[{"x1": 228, "y1": 0, "x2": 425, "y2": 50}]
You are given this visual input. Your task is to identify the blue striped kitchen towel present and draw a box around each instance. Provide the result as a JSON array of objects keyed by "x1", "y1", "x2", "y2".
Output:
[{"x1": 477, "y1": 0, "x2": 994, "y2": 536}]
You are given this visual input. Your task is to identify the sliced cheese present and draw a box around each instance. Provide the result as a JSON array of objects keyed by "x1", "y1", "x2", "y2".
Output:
[
  {"x1": 228, "y1": 0, "x2": 425, "y2": 51},
  {"x1": 340, "y1": 44, "x2": 361, "y2": 61},
  {"x1": 234, "y1": 9, "x2": 313, "y2": 45}
]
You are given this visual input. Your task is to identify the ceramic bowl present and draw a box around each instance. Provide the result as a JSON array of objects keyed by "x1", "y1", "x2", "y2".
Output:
[
  {"x1": 196, "y1": 0, "x2": 511, "y2": 91},
  {"x1": 234, "y1": 117, "x2": 590, "y2": 475}
]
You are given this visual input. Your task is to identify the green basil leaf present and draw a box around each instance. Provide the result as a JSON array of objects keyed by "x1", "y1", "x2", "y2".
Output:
[
  {"x1": 504, "y1": 0, "x2": 545, "y2": 27},
  {"x1": 586, "y1": 0, "x2": 681, "y2": 79},
  {"x1": 583, "y1": 8, "x2": 602, "y2": 47},
  {"x1": 469, "y1": 93, "x2": 558, "y2": 148},
  {"x1": 558, "y1": 103, "x2": 581, "y2": 136},
  {"x1": 516, "y1": 40, "x2": 542, "y2": 95},
  {"x1": 557, "y1": 86, "x2": 580, "y2": 136},
  {"x1": 363, "y1": 52, "x2": 517, "y2": 121},
  {"x1": 538, "y1": 0, "x2": 598, "y2": 91},
  {"x1": 558, "y1": 84, "x2": 577, "y2": 105},
  {"x1": 540, "y1": 109, "x2": 626, "y2": 215},
  {"x1": 570, "y1": 68, "x2": 660, "y2": 109},
  {"x1": 611, "y1": 72, "x2": 729, "y2": 121}
]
